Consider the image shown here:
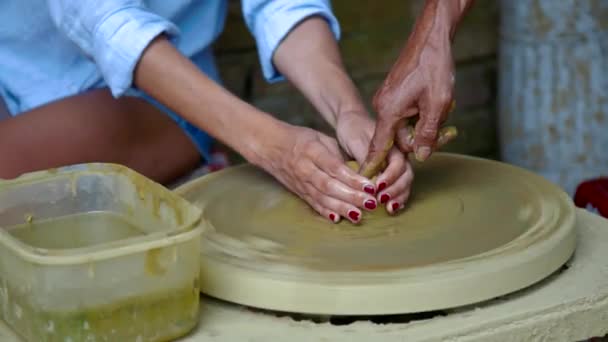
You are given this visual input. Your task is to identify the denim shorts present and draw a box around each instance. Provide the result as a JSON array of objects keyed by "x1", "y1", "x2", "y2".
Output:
[{"x1": 133, "y1": 90, "x2": 213, "y2": 163}]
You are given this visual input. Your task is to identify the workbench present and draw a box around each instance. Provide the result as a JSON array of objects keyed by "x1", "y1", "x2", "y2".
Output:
[{"x1": 1, "y1": 209, "x2": 607, "y2": 341}]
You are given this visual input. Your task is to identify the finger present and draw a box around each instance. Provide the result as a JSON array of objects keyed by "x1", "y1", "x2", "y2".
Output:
[
  {"x1": 387, "y1": 189, "x2": 411, "y2": 215},
  {"x1": 382, "y1": 160, "x2": 414, "y2": 214},
  {"x1": 413, "y1": 116, "x2": 439, "y2": 161},
  {"x1": 437, "y1": 126, "x2": 458, "y2": 147},
  {"x1": 396, "y1": 124, "x2": 415, "y2": 153},
  {"x1": 310, "y1": 146, "x2": 378, "y2": 196},
  {"x1": 399, "y1": 125, "x2": 458, "y2": 152},
  {"x1": 358, "y1": 116, "x2": 399, "y2": 179},
  {"x1": 374, "y1": 149, "x2": 406, "y2": 203},
  {"x1": 308, "y1": 165, "x2": 378, "y2": 212},
  {"x1": 302, "y1": 185, "x2": 362, "y2": 224},
  {"x1": 414, "y1": 95, "x2": 453, "y2": 161},
  {"x1": 302, "y1": 193, "x2": 342, "y2": 224}
]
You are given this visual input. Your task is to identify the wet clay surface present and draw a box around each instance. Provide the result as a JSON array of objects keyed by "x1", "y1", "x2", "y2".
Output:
[
  {"x1": 175, "y1": 153, "x2": 575, "y2": 315},
  {"x1": 180, "y1": 154, "x2": 555, "y2": 272}
]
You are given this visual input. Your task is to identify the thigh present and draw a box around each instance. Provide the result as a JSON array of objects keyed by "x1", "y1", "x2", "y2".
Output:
[{"x1": 0, "y1": 89, "x2": 201, "y2": 184}]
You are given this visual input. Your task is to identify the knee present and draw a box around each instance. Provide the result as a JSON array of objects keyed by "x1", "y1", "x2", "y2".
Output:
[
  {"x1": 0, "y1": 145, "x2": 40, "y2": 180},
  {"x1": 0, "y1": 160, "x2": 26, "y2": 180}
]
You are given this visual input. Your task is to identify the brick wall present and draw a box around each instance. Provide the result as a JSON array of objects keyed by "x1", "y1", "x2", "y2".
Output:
[{"x1": 213, "y1": 0, "x2": 499, "y2": 161}]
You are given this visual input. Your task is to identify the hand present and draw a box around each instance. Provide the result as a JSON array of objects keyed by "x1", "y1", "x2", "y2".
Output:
[
  {"x1": 359, "y1": 0, "x2": 472, "y2": 176},
  {"x1": 255, "y1": 123, "x2": 379, "y2": 224},
  {"x1": 373, "y1": 29, "x2": 455, "y2": 161},
  {"x1": 336, "y1": 111, "x2": 414, "y2": 214}
]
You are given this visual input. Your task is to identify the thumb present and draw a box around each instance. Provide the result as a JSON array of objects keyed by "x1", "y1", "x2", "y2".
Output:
[{"x1": 358, "y1": 116, "x2": 398, "y2": 179}]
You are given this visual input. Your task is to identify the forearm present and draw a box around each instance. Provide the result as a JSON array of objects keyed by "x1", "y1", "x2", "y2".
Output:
[
  {"x1": 134, "y1": 36, "x2": 287, "y2": 164},
  {"x1": 387, "y1": 0, "x2": 474, "y2": 81},
  {"x1": 447, "y1": 0, "x2": 475, "y2": 37},
  {"x1": 416, "y1": 0, "x2": 475, "y2": 42},
  {"x1": 273, "y1": 17, "x2": 367, "y2": 128}
]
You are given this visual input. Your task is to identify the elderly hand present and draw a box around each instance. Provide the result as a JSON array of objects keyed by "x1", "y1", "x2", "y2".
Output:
[
  {"x1": 359, "y1": 0, "x2": 474, "y2": 176},
  {"x1": 336, "y1": 111, "x2": 414, "y2": 214}
]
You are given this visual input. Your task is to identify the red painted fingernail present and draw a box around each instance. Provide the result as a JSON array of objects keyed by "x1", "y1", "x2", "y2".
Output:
[
  {"x1": 380, "y1": 193, "x2": 391, "y2": 204},
  {"x1": 392, "y1": 202, "x2": 401, "y2": 212},
  {"x1": 329, "y1": 213, "x2": 336, "y2": 222},
  {"x1": 365, "y1": 199, "x2": 377, "y2": 210},
  {"x1": 378, "y1": 182, "x2": 387, "y2": 192},
  {"x1": 364, "y1": 184, "x2": 375, "y2": 195},
  {"x1": 348, "y1": 210, "x2": 360, "y2": 221}
]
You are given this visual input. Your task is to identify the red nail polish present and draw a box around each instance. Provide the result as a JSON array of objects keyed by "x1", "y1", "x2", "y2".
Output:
[
  {"x1": 364, "y1": 185, "x2": 375, "y2": 195},
  {"x1": 348, "y1": 210, "x2": 360, "y2": 221},
  {"x1": 380, "y1": 193, "x2": 391, "y2": 204},
  {"x1": 392, "y1": 202, "x2": 400, "y2": 212},
  {"x1": 378, "y1": 182, "x2": 387, "y2": 192},
  {"x1": 329, "y1": 213, "x2": 336, "y2": 222},
  {"x1": 365, "y1": 200, "x2": 377, "y2": 210}
]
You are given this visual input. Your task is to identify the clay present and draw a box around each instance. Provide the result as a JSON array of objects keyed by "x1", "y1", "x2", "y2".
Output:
[
  {"x1": 357, "y1": 125, "x2": 458, "y2": 178},
  {"x1": 176, "y1": 153, "x2": 576, "y2": 315}
]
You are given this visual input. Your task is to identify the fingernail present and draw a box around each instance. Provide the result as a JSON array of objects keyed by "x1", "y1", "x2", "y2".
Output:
[
  {"x1": 391, "y1": 202, "x2": 401, "y2": 212},
  {"x1": 363, "y1": 184, "x2": 376, "y2": 195},
  {"x1": 378, "y1": 182, "x2": 387, "y2": 192},
  {"x1": 329, "y1": 213, "x2": 337, "y2": 223},
  {"x1": 416, "y1": 146, "x2": 431, "y2": 161},
  {"x1": 380, "y1": 193, "x2": 391, "y2": 204},
  {"x1": 364, "y1": 199, "x2": 377, "y2": 210},
  {"x1": 348, "y1": 210, "x2": 360, "y2": 221}
]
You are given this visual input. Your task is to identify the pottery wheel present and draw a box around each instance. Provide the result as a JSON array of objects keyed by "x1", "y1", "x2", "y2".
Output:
[{"x1": 175, "y1": 153, "x2": 576, "y2": 315}]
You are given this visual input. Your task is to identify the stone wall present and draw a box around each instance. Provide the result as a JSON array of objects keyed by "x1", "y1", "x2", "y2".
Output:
[{"x1": 213, "y1": 0, "x2": 499, "y2": 161}]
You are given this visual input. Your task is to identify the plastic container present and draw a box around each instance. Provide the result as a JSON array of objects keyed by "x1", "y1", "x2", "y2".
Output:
[{"x1": 0, "y1": 164, "x2": 203, "y2": 342}]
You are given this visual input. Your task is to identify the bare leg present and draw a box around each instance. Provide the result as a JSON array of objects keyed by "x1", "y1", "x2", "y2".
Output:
[{"x1": 0, "y1": 89, "x2": 201, "y2": 184}]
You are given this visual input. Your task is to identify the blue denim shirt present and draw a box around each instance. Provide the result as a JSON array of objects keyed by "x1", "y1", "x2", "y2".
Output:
[{"x1": 0, "y1": 0, "x2": 340, "y2": 159}]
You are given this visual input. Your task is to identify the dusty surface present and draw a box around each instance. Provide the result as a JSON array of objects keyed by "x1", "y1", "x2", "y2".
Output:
[
  {"x1": 0, "y1": 209, "x2": 606, "y2": 341},
  {"x1": 175, "y1": 154, "x2": 576, "y2": 315},
  {"x1": 181, "y1": 210, "x2": 607, "y2": 341},
  {"x1": 180, "y1": 157, "x2": 552, "y2": 271}
]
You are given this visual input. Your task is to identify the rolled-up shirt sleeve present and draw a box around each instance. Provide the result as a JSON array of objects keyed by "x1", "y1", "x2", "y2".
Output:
[
  {"x1": 47, "y1": 0, "x2": 179, "y2": 97},
  {"x1": 242, "y1": 0, "x2": 341, "y2": 83}
]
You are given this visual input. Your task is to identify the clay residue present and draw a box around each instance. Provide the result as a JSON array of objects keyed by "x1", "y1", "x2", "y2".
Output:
[
  {"x1": 184, "y1": 155, "x2": 563, "y2": 273},
  {"x1": 145, "y1": 247, "x2": 167, "y2": 276}
]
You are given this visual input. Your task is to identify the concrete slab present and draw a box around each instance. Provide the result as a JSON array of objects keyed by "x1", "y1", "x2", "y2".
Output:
[{"x1": 1, "y1": 209, "x2": 607, "y2": 341}]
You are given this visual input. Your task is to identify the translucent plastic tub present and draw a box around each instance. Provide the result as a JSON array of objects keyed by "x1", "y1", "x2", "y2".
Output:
[{"x1": 0, "y1": 164, "x2": 203, "y2": 342}]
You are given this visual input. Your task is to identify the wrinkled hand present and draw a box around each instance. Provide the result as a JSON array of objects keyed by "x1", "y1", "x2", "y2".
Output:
[
  {"x1": 259, "y1": 124, "x2": 379, "y2": 224},
  {"x1": 359, "y1": 22, "x2": 458, "y2": 177},
  {"x1": 336, "y1": 112, "x2": 414, "y2": 214}
]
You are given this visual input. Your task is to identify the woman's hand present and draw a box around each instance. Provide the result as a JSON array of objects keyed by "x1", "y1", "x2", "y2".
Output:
[
  {"x1": 254, "y1": 122, "x2": 379, "y2": 224},
  {"x1": 336, "y1": 111, "x2": 414, "y2": 214},
  {"x1": 270, "y1": 16, "x2": 413, "y2": 214}
]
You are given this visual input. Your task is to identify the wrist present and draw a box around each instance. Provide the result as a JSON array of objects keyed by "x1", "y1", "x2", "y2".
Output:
[
  {"x1": 239, "y1": 115, "x2": 294, "y2": 167},
  {"x1": 306, "y1": 60, "x2": 369, "y2": 129},
  {"x1": 335, "y1": 106, "x2": 370, "y2": 124},
  {"x1": 414, "y1": 0, "x2": 464, "y2": 44},
  {"x1": 436, "y1": 0, "x2": 473, "y2": 39},
  {"x1": 317, "y1": 64, "x2": 370, "y2": 128}
]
